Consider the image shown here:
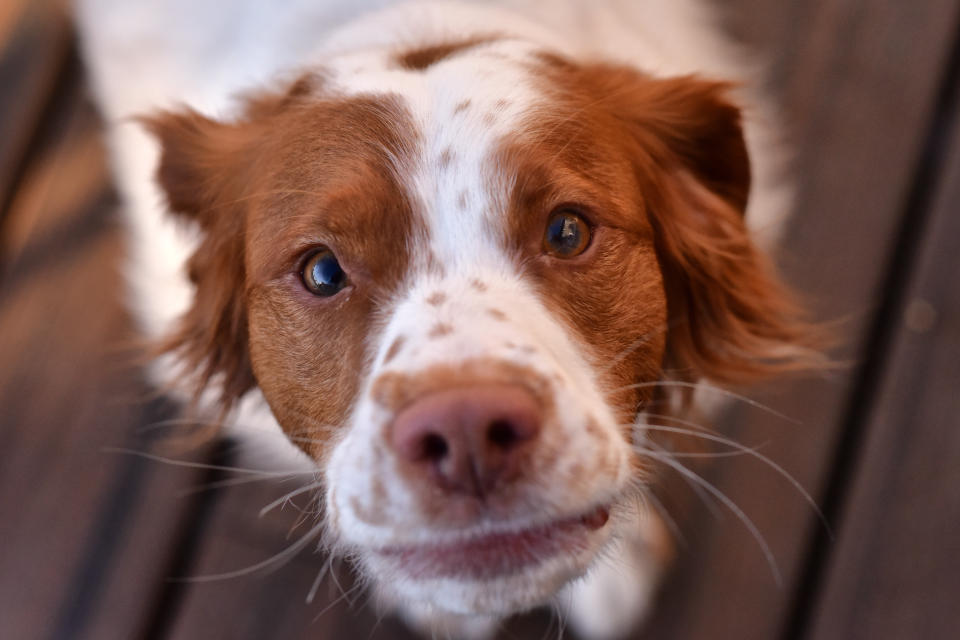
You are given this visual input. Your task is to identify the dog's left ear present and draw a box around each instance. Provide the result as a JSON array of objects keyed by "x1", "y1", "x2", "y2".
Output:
[{"x1": 593, "y1": 68, "x2": 822, "y2": 385}]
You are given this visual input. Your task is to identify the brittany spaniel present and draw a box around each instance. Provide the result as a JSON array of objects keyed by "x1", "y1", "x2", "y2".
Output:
[{"x1": 76, "y1": 0, "x2": 817, "y2": 637}]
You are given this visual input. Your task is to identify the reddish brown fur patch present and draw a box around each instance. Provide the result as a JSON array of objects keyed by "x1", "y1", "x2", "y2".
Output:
[
  {"x1": 428, "y1": 322, "x2": 453, "y2": 338},
  {"x1": 372, "y1": 360, "x2": 553, "y2": 414},
  {"x1": 145, "y1": 82, "x2": 422, "y2": 460},
  {"x1": 395, "y1": 36, "x2": 500, "y2": 71},
  {"x1": 426, "y1": 291, "x2": 447, "y2": 306}
]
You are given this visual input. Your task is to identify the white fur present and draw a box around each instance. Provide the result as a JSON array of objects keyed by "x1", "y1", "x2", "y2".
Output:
[{"x1": 75, "y1": 1, "x2": 787, "y2": 637}]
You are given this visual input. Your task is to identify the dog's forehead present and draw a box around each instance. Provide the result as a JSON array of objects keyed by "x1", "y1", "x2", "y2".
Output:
[{"x1": 324, "y1": 40, "x2": 549, "y2": 272}]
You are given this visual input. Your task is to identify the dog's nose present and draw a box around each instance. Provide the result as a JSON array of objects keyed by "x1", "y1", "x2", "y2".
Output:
[{"x1": 389, "y1": 384, "x2": 542, "y2": 497}]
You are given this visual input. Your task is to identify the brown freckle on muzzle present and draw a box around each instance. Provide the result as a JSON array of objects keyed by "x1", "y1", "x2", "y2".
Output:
[
  {"x1": 487, "y1": 308, "x2": 507, "y2": 321},
  {"x1": 469, "y1": 279, "x2": 488, "y2": 292},
  {"x1": 457, "y1": 190, "x2": 469, "y2": 210},
  {"x1": 383, "y1": 335, "x2": 406, "y2": 364},
  {"x1": 351, "y1": 495, "x2": 388, "y2": 526},
  {"x1": 453, "y1": 99, "x2": 472, "y2": 114},
  {"x1": 426, "y1": 291, "x2": 447, "y2": 306},
  {"x1": 585, "y1": 417, "x2": 610, "y2": 444},
  {"x1": 429, "y1": 322, "x2": 454, "y2": 338},
  {"x1": 438, "y1": 148, "x2": 453, "y2": 168}
]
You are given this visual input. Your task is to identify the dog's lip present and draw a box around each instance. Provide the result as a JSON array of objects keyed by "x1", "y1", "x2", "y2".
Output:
[{"x1": 373, "y1": 505, "x2": 610, "y2": 580}]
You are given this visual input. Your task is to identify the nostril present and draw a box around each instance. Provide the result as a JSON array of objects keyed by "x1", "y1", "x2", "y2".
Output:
[
  {"x1": 420, "y1": 432, "x2": 449, "y2": 461},
  {"x1": 487, "y1": 419, "x2": 518, "y2": 449}
]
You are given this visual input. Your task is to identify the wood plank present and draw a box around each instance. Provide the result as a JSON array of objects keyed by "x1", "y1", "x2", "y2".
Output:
[
  {"x1": 805, "y1": 50, "x2": 960, "y2": 640},
  {"x1": 0, "y1": 0, "x2": 71, "y2": 220},
  {"x1": 638, "y1": 1, "x2": 960, "y2": 639},
  {"x1": 0, "y1": 82, "x2": 211, "y2": 639}
]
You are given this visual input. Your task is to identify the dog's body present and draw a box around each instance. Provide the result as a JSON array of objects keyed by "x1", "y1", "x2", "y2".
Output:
[{"x1": 76, "y1": 2, "x2": 810, "y2": 637}]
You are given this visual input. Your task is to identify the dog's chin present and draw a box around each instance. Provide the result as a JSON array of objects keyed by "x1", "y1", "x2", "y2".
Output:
[{"x1": 359, "y1": 505, "x2": 613, "y2": 616}]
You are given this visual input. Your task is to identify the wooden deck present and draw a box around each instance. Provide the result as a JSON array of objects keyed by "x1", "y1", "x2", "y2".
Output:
[{"x1": 2, "y1": 1, "x2": 959, "y2": 638}]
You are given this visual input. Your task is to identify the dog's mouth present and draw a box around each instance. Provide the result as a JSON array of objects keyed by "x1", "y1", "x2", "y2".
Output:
[{"x1": 374, "y1": 505, "x2": 610, "y2": 581}]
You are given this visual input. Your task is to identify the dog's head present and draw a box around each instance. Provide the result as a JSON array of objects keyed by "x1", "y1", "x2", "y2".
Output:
[{"x1": 145, "y1": 38, "x2": 814, "y2": 615}]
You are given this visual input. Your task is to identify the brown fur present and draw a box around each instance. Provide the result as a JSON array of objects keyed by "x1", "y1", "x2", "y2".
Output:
[
  {"x1": 503, "y1": 58, "x2": 822, "y2": 421},
  {"x1": 395, "y1": 36, "x2": 500, "y2": 71},
  {"x1": 144, "y1": 81, "x2": 422, "y2": 459}
]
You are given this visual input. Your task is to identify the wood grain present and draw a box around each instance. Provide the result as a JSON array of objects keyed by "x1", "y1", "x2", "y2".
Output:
[
  {"x1": 0, "y1": 83, "x2": 212, "y2": 639},
  {"x1": 639, "y1": 1, "x2": 960, "y2": 639},
  {"x1": 806, "y1": 57, "x2": 960, "y2": 640},
  {"x1": 0, "y1": 0, "x2": 71, "y2": 221}
]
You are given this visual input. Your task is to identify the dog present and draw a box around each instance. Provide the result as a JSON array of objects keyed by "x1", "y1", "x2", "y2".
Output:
[{"x1": 75, "y1": 1, "x2": 818, "y2": 637}]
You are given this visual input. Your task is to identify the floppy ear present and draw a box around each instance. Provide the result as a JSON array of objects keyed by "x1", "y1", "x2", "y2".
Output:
[
  {"x1": 596, "y1": 70, "x2": 821, "y2": 386},
  {"x1": 141, "y1": 108, "x2": 265, "y2": 412},
  {"x1": 141, "y1": 75, "x2": 326, "y2": 415}
]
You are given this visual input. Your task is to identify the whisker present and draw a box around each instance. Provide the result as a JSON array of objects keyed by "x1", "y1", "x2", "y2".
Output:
[
  {"x1": 305, "y1": 555, "x2": 334, "y2": 604},
  {"x1": 179, "y1": 473, "x2": 306, "y2": 496},
  {"x1": 617, "y1": 380, "x2": 800, "y2": 423},
  {"x1": 642, "y1": 443, "x2": 782, "y2": 585},
  {"x1": 635, "y1": 485, "x2": 686, "y2": 548},
  {"x1": 175, "y1": 520, "x2": 325, "y2": 582},
  {"x1": 640, "y1": 447, "x2": 724, "y2": 519},
  {"x1": 656, "y1": 448, "x2": 765, "y2": 459},
  {"x1": 365, "y1": 601, "x2": 388, "y2": 640},
  {"x1": 311, "y1": 579, "x2": 365, "y2": 622},
  {"x1": 259, "y1": 482, "x2": 324, "y2": 517},
  {"x1": 634, "y1": 423, "x2": 828, "y2": 530},
  {"x1": 102, "y1": 447, "x2": 316, "y2": 477},
  {"x1": 328, "y1": 556, "x2": 349, "y2": 603},
  {"x1": 641, "y1": 411, "x2": 721, "y2": 434}
]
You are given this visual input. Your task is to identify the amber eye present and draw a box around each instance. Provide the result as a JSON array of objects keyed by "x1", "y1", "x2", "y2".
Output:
[
  {"x1": 543, "y1": 209, "x2": 591, "y2": 258},
  {"x1": 301, "y1": 249, "x2": 348, "y2": 296}
]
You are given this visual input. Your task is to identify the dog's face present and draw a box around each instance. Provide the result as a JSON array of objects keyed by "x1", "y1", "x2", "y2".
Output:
[{"x1": 146, "y1": 39, "x2": 808, "y2": 615}]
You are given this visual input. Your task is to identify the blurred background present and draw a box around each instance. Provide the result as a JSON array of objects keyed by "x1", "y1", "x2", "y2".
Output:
[{"x1": 1, "y1": 0, "x2": 959, "y2": 638}]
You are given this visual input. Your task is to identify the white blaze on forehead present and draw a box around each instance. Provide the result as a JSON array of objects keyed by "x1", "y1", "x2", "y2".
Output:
[
  {"x1": 405, "y1": 42, "x2": 543, "y2": 273},
  {"x1": 324, "y1": 39, "x2": 548, "y2": 275}
]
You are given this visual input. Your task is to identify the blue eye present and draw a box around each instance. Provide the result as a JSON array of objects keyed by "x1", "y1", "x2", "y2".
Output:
[
  {"x1": 544, "y1": 209, "x2": 591, "y2": 258},
  {"x1": 301, "y1": 249, "x2": 348, "y2": 296}
]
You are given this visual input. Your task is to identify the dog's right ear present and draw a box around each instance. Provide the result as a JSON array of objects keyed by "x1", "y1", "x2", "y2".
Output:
[
  {"x1": 140, "y1": 75, "x2": 325, "y2": 416},
  {"x1": 140, "y1": 109, "x2": 263, "y2": 412},
  {"x1": 141, "y1": 70, "x2": 324, "y2": 224},
  {"x1": 141, "y1": 109, "x2": 260, "y2": 225}
]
